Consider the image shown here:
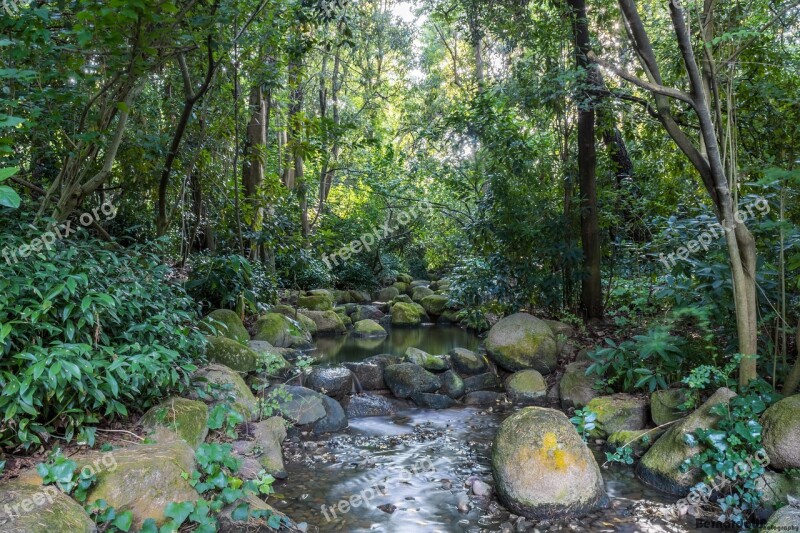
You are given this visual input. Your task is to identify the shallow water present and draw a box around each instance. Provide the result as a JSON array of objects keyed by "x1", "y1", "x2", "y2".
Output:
[{"x1": 312, "y1": 325, "x2": 482, "y2": 364}]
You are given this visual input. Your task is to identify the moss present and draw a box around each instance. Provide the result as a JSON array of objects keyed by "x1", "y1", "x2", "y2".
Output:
[
  {"x1": 420, "y1": 294, "x2": 449, "y2": 316},
  {"x1": 253, "y1": 313, "x2": 312, "y2": 348},
  {"x1": 140, "y1": 397, "x2": 209, "y2": 449},
  {"x1": 391, "y1": 302, "x2": 422, "y2": 326},
  {"x1": 761, "y1": 394, "x2": 800, "y2": 470},
  {"x1": 199, "y1": 309, "x2": 249, "y2": 343},
  {"x1": 205, "y1": 336, "x2": 260, "y2": 372},
  {"x1": 0, "y1": 481, "x2": 96, "y2": 532},
  {"x1": 485, "y1": 313, "x2": 558, "y2": 373},
  {"x1": 585, "y1": 394, "x2": 648, "y2": 438},
  {"x1": 353, "y1": 319, "x2": 387, "y2": 337}
]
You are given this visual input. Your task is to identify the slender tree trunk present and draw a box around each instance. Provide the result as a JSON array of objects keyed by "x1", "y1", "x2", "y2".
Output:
[{"x1": 783, "y1": 319, "x2": 800, "y2": 396}]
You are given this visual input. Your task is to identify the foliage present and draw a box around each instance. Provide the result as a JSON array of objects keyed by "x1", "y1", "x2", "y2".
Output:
[
  {"x1": 605, "y1": 445, "x2": 635, "y2": 466},
  {"x1": 186, "y1": 254, "x2": 277, "y2": 313},
  {"x1": 569, "y1": 407, "x2": 597, "y2": 442},
  {"x1": 36, "y1": 449, "x2": 96, "y2": 503}
]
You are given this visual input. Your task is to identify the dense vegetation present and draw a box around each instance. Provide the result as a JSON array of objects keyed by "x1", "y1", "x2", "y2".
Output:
[{"x1": 1, "y1": 0, "x2": 799, "y2": 530}]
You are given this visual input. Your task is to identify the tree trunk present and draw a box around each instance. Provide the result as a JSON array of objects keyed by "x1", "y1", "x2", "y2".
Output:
[{"x1": 783, "y1": 319, "x2": 800, "y2": 396}]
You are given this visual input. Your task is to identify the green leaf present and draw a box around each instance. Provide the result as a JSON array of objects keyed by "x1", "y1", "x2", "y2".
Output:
[
  {"x1": 112, "y1": 510, "x2": 133, "y2": 531},
  {"x1": 0, "y1": 167, "x2": 19, "y2": 182},
  {"x1": 0, "y1": 185, "x2": 21, "y2": 208},
  {"x1": 164, "y1": 501, "x2": 195, "y2": 525}
]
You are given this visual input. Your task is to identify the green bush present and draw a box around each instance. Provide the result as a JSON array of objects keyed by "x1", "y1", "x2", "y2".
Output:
[
  {"x1": 0, "y1": 222, "x2": 205, "y2": 449},
  {"x1": 276, "y1": 248, "x2": 332, "y2": 289},
  {"x1": 186, "y1": 253, "x2": 277, "y2": 313},
  {"x1": 333, "y1": 258, "x2": 379, "y2": 290}
]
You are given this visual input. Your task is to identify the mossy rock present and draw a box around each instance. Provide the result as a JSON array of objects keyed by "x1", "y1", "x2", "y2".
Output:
[
  {"x1": 232, "y1": 417, "x2": 287, "y2": 477},
  {"x1": 491, "y1": 407, "x2": 607, "y2": 519},
  {"x1": 353, "y1": 319, "x2": 387, "y2": 338},
  {"x1": 199, "y1": 309, "x2": 249, "y2": 343},
  {"x1": 505, "y1": 370, "x2": 547, "y2": 405},
  {"x1": 298, "y1": 310, "x2": 346, "y2": 336},
  {"x1": 764, "y1": 503, "x2": 800, "y2": 531},
  {"x1": 761, "y1": 394, "x2": 800, "y2": 470},
  {"x1": 348, "y1": 290, "x2": 371, "y2": 303},
  {"x1": 393, "y1": 294, "x2": 413, "y2": 305},
  {"x1": 205, "y1": 335, "x2": 260, "y2": 373},
  {"x1": 543, "y1": 319, "x2": 576, "y2": 339},
  {"x1": 449, "y1": 348, "x2": 488, "y2": 375},
  {"x1": 351, "y1": 305, "x2": 385, "y2": 322},
  {"x1": 392, "y1": 281, "x2": 409, "y2": 293},
  {"x1": 140, "y1": 397, "x2": 209, "y2": 449},
  {"x1": 190, "y1": 364, "x2": 259, "y2": 420},
  {"x1": 485, "y1": 313, "x2": 558, "y2": 373},
  {"x1": 297, "y1": 293, "x2": 333, "y2": 311},
  {"x1": 636, "y1": 387, "x2": 736, "y2": 496},
  {"x1": 253, "y1": 313, "x2": 313, "y2": 348},
  {"x1": 404, "y1": 347, "x2": 449, "y2": 372},
  {"x1": 559, "y1": 362, "x2": 598, "y2": 409},
  {"x1": 397, "y1": 273, "x2": 413, "y2": 284},
  {"x1": 420, "y1": 294, "x2": 449, "y2": 317},
  {"x1": 606, "y1": 429, "x2": 664, "y2": 455},
  {"x1": 650, "y1": 389, "x2": 689, "y2": 426},
  {"x1": 391, "y1": 302, "x2": 422, "y2": 326},
  {"x1": 585, "y1": 394, "x2": 648, "y2": 438},
  {"x1": 270, "y1": 305, "x2": 318, "y2": 336},
  {"x1": 267, "y1": 385, "x2": 327, "y2": 426},
  {"x1": 756, "y1": 471, "x2": 800, "y2": 508},
  {"x1": 331, "y1": 290, "x2": 352, "y2": 304},
  {"x1": 375, "y1": 287, "x2": 400, "y2": 301},
  {"x1": 0, "y1": 481, "x2": 97, "y2": 533},
  {"x1": 439, "y1": 370, "x2": 465, "y2": 399},
  {"x1": 247, "y1": 341, "x2": 289, "y2": 376},
  {"x1": 384, "y1": 363, "x2": 440, "y2": 399},
  {"x1": 439, "y1": 309, "x2": 462, "y2": 324},
  {"x1": 411, "y1": 286, "x2": 434, "y2": 302}
]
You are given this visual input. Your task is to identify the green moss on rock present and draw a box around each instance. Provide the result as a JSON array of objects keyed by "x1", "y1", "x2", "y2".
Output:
[
  {"x1": 485, "y1": 313, "x2": 558, "y2": 373},
  {"x1": 0, "y1": 481, "x2": 97, "y2": 533},
  {"x1": 199, "y1": 309, "x2": 249, "y2": 343},
  {"x1": 140, "y1": 397, "x2": 209, "y2": 449},
  {"x1": 205, "y1": 335, "x2": 260, "y2": 372},
  {"x1": 253, "y1": 313, "x2": 313, "y2": 348},
  {"x1": 505, "y1": 370, "x2": 547, "y2": 405},
  {"x1": 353, "y1": 319, "x2": 387, "y2": 337},
  {"x1": 585, "y1": 394, "x2": 648, "y2": 438},
  {"x1": 391, "y1": 302, "x2": 422, "y2": 326},
  {"x1": 761, "y1": 394, "x2": 800, "y2": 470}
]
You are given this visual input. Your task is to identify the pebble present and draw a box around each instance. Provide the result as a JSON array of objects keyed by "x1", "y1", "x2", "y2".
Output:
[
  {"x1": 377, "y1": 503, "x2": 397, "y2": 514},
  {"x1": 471, "y1": 479, "x2": 492, "y2": 497}
]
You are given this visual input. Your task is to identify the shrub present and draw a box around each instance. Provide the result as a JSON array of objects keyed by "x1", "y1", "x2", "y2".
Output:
[
  {"x1": 186, "y1": 253, "x2": 277, "y2": 313},
  {"x1": 0, "y1": 221, "x2": 205, "y2": 449}
]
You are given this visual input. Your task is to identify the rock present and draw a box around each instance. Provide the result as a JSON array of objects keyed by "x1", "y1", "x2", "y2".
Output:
[
  {"x1": 298, "y1": 293, "x2": 333, "y2": 311},
  {"x1": 411, "y1": 286, "x2": 434, "y2": 302},
  {"x1": 762, "y1": 394, "x2": 800, "y2": 470},
  {"x1": 404, "y1": 347, "x2": 449, "y2": 372},
  {"x1": 559, "y1": 362, "x2": 599, "y2": 409},
  {"x1": 351, "y1": 305, "x2": 385, "y2": 322},
  {"x1": 585, "y1": 394, "x2": 649, "y2": 438},
  {"x1": 345, "y1": 394, "x2": 396, "y2": 418},
  {"x1": 298, "y1": 310, "x2": 346, "y2": 335},
  {"x1": 0, "y1": 481, "x2": 97, "y2": 533},
  {"x1": 650, "y1": 389, "x2": 689, "y2": 426},
  {"x1": 344, "y1": 361, "x2": 386, "y2": 390},
  {"x1": 544, "y1": 319, "x2": 575, "y2": 339},
  {"x1": 253, "y1": 313, "x2": 313, "y2": 349},
  {"x1": 636, "y1": 387, "x2": 736, "y2": 495},
  {"x1": 19, "y1": 440, "x2": 200, "y2": 529},
  {"x1": 411, "y1": 303, "x2": 429, "y2": 321},
  {"x1": 331, "y1": 290, "x2": 352, "y2": 304},
  {"x1": 463, "y1": 373, "x2": 503, "y2": 394},
  {"x1": 190, "y1": 364, "x2": 258, "y2": 419},
  {"x1": 391, "y1": 302, "x2": 422, "y2": 326},
  {"x1": 471, "y1": 479, "x2": 493, "y2": 498},
  {"x1": 412, "y1": 392, "x2": 457, "y2": 409},
  {"x1": 764, "y1": 503, "x2": 800, "y2": 531},
  {"x1": 464, "y1": 391, "x2": 506, "y2": 406},
  {"x1": 205, "y1": 335, "x2": 260, "y2": 373},
  {"x1": 491, "y1": 407, "x2": 607, "y2": 519},
  {"x1": 268, "y1": 385, "x2": 327, "y2": 426},
  {"x1": 505, "y1": 370, "x2": 547, "y2": 405},
  {"x1": 377, "y1": 503, "x2": 397, "y2": 514},
  {"x1": 397, "y1": 273, "x2": 413, "y2": 284},
  {"x1": 312, "y1": 395, "x2": 348, "y2": 434},
  {"x1": 393, "y1": 294, "x2": 413, "y2": 304},
  {"x1": 246, "y1": 341, "x2": 289, "y2": 376},
  {"x1": 438, "y1": 309, "x2": 462, "y2": 325},
  {"x1": 270, "y1": 305, "x2": 318, "y2": 336},
  {"x1": 140, "y1": 397, "x2": 209, "y2": 449},
  {"x1": 449, "y1": 348, "x2": 489, "y2": 375},
  {"x1": 392, "y1": 281, "x2": 409, "y2": 293},
  {"x1": 606, "y1": 429, "x2": 663, "y2": 454},
  {"x1": 352, "y1": 319, "x2": 387, "y2": 338},
  {"x1": 305, "y1": 367, "x2": 354, "y2": 400},
  {"x1": 485, "y1": 313, "x2": 558, "y2": 373},
  {"x1": 409, "y1": 280, "x2": 431, "y2": 288},
  {"x1": 199, "y1": 309, "x2": 249, "y2": 343},
  {"x1": 349, "y1": 290, "x2": 372, "y2": 303},
  {"x1": 384, "y1": 363, "x2": 440, "y2": 398},
  {"x1": 420, "y1": 294, "x2": 449, "y2": 316},
  {"x1": 757, "y1": 471, "x2": 800, "y2": 508},
  {"x1": 376, "y1": 287, "x2": 400, "y2": 301},
  {"x1": 233, "y1": 417, "x2": 287, "y2": 477},
  {"x1": 439, "y1": 370, "x2": 465, "y2": 399}
]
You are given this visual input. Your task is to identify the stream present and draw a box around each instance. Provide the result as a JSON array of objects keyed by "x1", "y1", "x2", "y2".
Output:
[{"x1": 273, "y1": 325, "x2": 705, "y2": 532}]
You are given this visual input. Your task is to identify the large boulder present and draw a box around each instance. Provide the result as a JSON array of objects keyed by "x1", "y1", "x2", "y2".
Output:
[
  {"x1": 352, "y1": 319, "x2": 387, "y2": 338},
  {"x1": 331, "y1": 290, "x2": 352, "y2": 304},
  {"x1": 312, "y1": 395, "x2": 348, "y2": 434},
  {"x1": 305, "y1": 366, "x2": 354, "y2": 400},
  {"x1": 651, "y1": 389, "x2": 689, "y2": 426},
  {"x1": 344, "y1": 361, "x2": 386, "y2": 390},
  {"x1": 298, "y1": 310, "x2": 346, "y2": 336},
  {"x1": 140, "y1": 397, "x2": 209, "y2": 449},
  {"x1": 352, "y1": 305, "x2": 384, "y2": 322},
  {"x1": 232, "y1": 417, "x2": 287, "y2": 477},
  {"x1": 376, "y1": 287, "x2": 400, "y2": 301},
  {"x1": 404, "y1": 347, "x2": 449, "y2": 372},
  {"x1": 392, "y1": 281, "x2": 409, "y2": 294},
  {"x1": 761, "y1": 394, "x2": 800, "y2": 470},
  {"x1": 439, "y1": 370, "x2": 465, "y2": 399},
  {"x1": 420, "y1": 294, "x2": 448, "y2": 316},
  {"x1": 544, "y1": 319, "x2": 575, "y2": 339},
  {"x1": 391, "y1": 302, "x2": 422, "y2": 327},
  {"x1": 492, "y1": 407, "x2": 607, "y2": 519},
  {"x1": 205, "y1": 335, "x2": 260, "y2": 373},
  {"x1": 505, "y1": 370, "x2": 547, "y2": 405},
  {"x1": 485, "y1": 313, "x2": 558, "y2": 373},
  {"x1": 384, "y1": 363, "x2": 440, "y2": 399},
  {"x1": 449, "y1": 348, "x2": 489, "y2": 375},
  {"x1": 270, "y1": 305, "x2": 318, "y2": 336},
  {"x1": 267, "y1": 385, "x2": 327, "y2": 426},
  {"x1": 199, "y1": 309, "x2": 249, "y2": 343},
  {"x1": 349, "y1": 290, "x2": 372, "y2": 304},
  {"x1": 253, "y1": 313, "x2": 313, "y2": 348},
  {"x1": 298, "y1": 293, "x2": 333, "y2": 311},
  {"x1": 0, "y1": 481, "x2": 97, "y2": 532},
  {"x1": 636, "y1": 387, "x2": 736, "y2": 495},
  {"x1": 764, "y1": 502, "x2": 800, "y2": 531},
  {"x1": 246, "y1": 341, "x2": 289, "y2": 376},
  {"x1": 397, "y1": 273, "x2": 413, "y2": 284},
  {"x1": 190, "y1": 364, "x2": 258, "y2": 419},
  {"x1": 585, "y1": 394, "x2": 649, "y2": 438},
  {"x1": 559, "y1": 362, "x2": 599, "y2": 409},
  {"x1": 345, "y1": 394, "x2": 396, "y2": 418},
  {"x1": 411, "y1": 286, "x2": 434, "y2": 302}
]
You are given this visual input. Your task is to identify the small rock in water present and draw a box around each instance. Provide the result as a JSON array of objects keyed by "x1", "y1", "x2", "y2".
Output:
[
  {"x1": 500, "y1": 522, "x2": 514, "y2": 533},
  {"x1": 377, "y1": 503, "x2": 397, "y2": 514},
  {"x1": 441, "y1": 478, "x2": 452, "y2": 490},
  {"x1": 457, "y1": 496, "x2": 470, "y2": 513},
  {"x1": 470, "y1": 479, "x2": 492, "y2": 497},
  {"x1": 297, "y1": 523, "x2": 308, "y2": 532}
]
